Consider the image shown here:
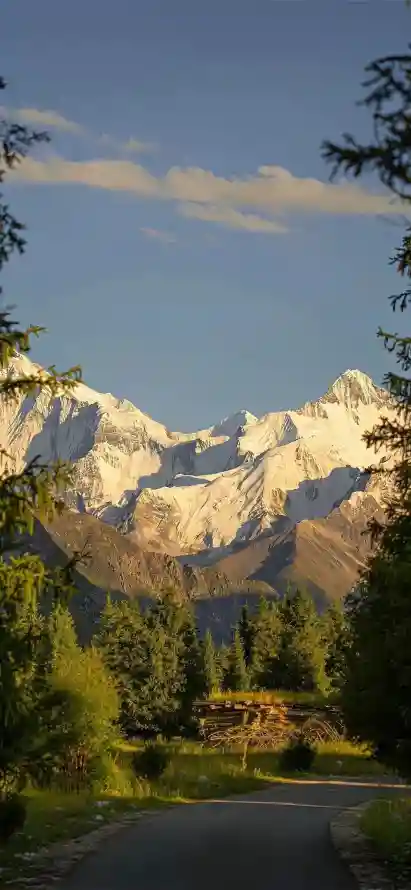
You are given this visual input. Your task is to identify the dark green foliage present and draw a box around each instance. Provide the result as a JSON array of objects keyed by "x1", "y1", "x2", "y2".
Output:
[
  {"x1": 201, "y1": 629, "x2": 221, "y2": 696},
  {"x1": 131, "y1": 743, "x2": 170, "y2": 781},
  {"x1": 279, "y1": 735, "x2": 316, "y2": 773},
  {"x1": 223, "y1": 629, "x2": 249, "y2": 692},
  {"x1": 238, "y1": 605, "x2": 254, "y2": 668},
  {"x1": 0, "y1": 794, "x2": 26, "y2": 844},
  {"x1": 176, "y1": 601, "x2": 205, "y2": 734},
  {"x1": 322, "y1": 44, "x2": 411, "y2": 776},
  {"x1": 44, "y1": 605, "x2": 120, "y2": 790},
  {"x1": 322, "y1": 602, "x2": 349, "y2": 690},
  {"x1": 247, "y1": 591, "x2": 328, "y2": 694},
  {"x1": 249, "y1": 598, "x2": 282, "y2": 689},
  {"x1": 275, "y1": 590, "x2": 328, "y2": 694},
  {"x1": 0, "y1": 80, "x2": 84, "y2": 797},
  {"x1": 97, "y1": 593, "x2": 203, "y2": 738},
  {"x1": 214, "y1": 591, "x2": 331, "y2": 696}
]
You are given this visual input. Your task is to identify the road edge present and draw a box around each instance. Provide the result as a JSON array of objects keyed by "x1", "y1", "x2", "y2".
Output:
[
  {"x1": 330, "y1": 802, "x2": 394, "y2": 890},
  {"x1": 4, "y1": 807, "x2": 169, "y2": 890}
]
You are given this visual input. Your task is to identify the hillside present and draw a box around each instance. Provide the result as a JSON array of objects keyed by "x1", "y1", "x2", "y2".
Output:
[{"x1": 213, "y1": 483, "x2": 385, "y2": 608}]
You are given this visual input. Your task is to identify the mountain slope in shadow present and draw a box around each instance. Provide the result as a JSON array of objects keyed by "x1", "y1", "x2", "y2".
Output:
[{"x1": 214, "y1": 491, "x2": 384, "y2": 608}]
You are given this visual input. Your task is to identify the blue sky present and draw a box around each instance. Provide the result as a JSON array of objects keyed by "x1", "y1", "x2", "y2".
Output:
[{"x1": 0, "y1": 0, "x2": 409, "y2": 430}]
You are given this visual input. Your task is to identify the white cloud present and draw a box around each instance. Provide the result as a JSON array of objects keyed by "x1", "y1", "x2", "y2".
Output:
[
  {"x1": 179, "y1": 202, "x2": 288, "y2": 233},
  {"x1": 2, "y1": 107, "x2": 154, "y2": 154},
  {"x1": 2, "y1": 106, "x2": 83, "y2": 133},
  {"x1": 140, "y1": 226, "x2": 176, "y2": 243},
  {"x1": 8, "y1": 152, "x2": 402, "y2": 236}
]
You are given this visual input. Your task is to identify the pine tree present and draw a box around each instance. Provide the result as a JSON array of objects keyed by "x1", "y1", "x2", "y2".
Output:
[
  {"x1": 321, "y1": 601, "x2": 348, "y2": 690},
  {"x1": 250, "y1": 597, "x2": 282, "y2": 689},
  {"x1": 177, "y1": 603, "x2": 205, "y2": 734},
  {"x1": 48, "y1": 602, "x2": 79, "y2": 661},
  {"x1": 275, "y1": 589, "x2": 328, "y2": 693},
  {"x1": 0, "y1": 81, "x2": 82, "y2": 796},
  {"x1": 97, "y1": 598, "x2": 151, "y2": 735},
  {"x1": 223, "y1": 629, "x2": 249, "y2": 692},
  {"x1": 97, "y1": 593, "x2": 203, "y2": 738},
  {"x1": 322, "y1": 42, "x2": 411, "y2": 774},
  {"x1": 202, "y1": 629, "x2": 221, "y2": 696},
  {"x1": 238, "y1": 604, "x2": 254, "y2": 669}
]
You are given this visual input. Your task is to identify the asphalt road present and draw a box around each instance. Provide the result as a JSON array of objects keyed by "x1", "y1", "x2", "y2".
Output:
[{"x1": 61, "y1": 780, "x2": 403, "y2": 890}]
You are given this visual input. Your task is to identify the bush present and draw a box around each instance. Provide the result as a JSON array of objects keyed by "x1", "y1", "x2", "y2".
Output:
[
  {"x1": 131, "y1": 743, "x2": 170, "y2": 781},
  {"x1": 279, "y1": 735, "x2": 316, "y2": 773},
  {"x1": 49, "y1": 618, "x2": 121, "y2": 791},
  {"x1": 0, "y1": 794, "x2": 27, "y2": 844}
]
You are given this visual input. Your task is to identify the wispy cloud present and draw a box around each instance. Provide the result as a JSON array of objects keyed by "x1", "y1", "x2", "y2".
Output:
[
  {"x1": 140, "y1": 226, "x2": 176, "y2": 243},
  {"x1": 178, "y1": 202, "x2": 288, "y2": 234},
  {"x1": 8, "y1": 153, "x2": 401, "y2": 236},
  {"x1": 1, "y1": 106, "x2": 83, "y2": 133},
  {"x1": 2, "y1": 106, "x2": 155, "y2": 154}
]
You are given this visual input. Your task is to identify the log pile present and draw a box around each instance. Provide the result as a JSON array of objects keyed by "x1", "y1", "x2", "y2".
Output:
[{"x1": 194, "y1": 699, "x2": 342, "y2": 744}]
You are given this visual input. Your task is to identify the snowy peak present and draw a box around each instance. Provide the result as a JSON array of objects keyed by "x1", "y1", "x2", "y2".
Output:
[
  {"x1": 0, "y1": 354, "x2": 395, "y2": 563},
  {"x1": 326, "y1": 369, "x2": 388, "y2": 409},
  {"x1": 211, "y1": 410, "x2": 257, "y2": 438},
  {"x1": 297, "y1": 368, "x2": 389, "y2": 421}
]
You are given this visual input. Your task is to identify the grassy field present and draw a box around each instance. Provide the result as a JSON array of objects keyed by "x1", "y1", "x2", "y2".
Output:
[
  {"x1": 0, "y1": 738, "x2": 393, "y2": 888},
  {"x1": 361, "y1": 797, "x2": 411, "y2": 883}
]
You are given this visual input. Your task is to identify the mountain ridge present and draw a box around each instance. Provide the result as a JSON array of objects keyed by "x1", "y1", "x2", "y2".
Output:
[{"x1": 0, "y1": 355, "x2": 393, "y2": 606}]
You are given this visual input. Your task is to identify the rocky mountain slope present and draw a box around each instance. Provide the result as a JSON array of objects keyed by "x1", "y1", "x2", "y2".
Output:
[
  {"x1": 213, "y1": 480, "x2": 385, "y2": 608},
  {"x1": 0, "y1": 354, "x2": 394, "y2": 604}
]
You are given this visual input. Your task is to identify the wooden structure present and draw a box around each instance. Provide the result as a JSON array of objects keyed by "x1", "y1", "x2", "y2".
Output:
[{"x1": 194, "y1": 698, "x2": 343, "y2": 744}]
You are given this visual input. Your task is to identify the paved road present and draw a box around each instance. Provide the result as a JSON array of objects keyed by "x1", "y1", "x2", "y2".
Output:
[{"x1": 62, "y1": 780, "x2": 403, "y2": 890}]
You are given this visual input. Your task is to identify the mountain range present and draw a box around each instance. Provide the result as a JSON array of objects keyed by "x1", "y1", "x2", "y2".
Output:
[{"x1": 0, "y1": 354, "x2": 394, "y2": 623}]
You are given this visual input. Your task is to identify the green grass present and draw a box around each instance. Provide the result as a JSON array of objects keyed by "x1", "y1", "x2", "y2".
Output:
[
  {"x1": 0, "y1": 738, "x2": 393, "y2": 888},
  {"x1": 163, "y1": 738, "x2": 393, "y2": 788},
  {"x1": 310, "y1": 739, "x2": 390, "y2": 778},
  {"x1": 361, "y1": 797, "x2": 411, "y2": 883},
  {"x1": 207, "y1": 689, "x2": 330, "y2": 706}
]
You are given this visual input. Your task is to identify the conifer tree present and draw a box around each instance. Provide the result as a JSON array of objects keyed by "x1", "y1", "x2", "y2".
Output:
[
  {"x1": 321, "y1": 601, "x2": 348, "y2": 690},
  {"x1": 322, "y1": 42, "x2": 411, "y2": 774},
  {"x1": 250, "y1": 597, "x2": 282, "y2": 689},
  {"x1": 177, "y1": 602, "x2": 205, "y2": 733},
  {"x1": 0, "y1": 79, "x2": 81, "y2": 796},
  {"x1": 275, "y1": 589, "x2": 327, "y2": 693},
  {"x1": 201, "y1": 629, "x2": 221, "y2": 696},
  {"x1": 97, "y1": 598, "x2": 151, "y2": 735},
  {"x1": 98, "y1": 593, "x2": 203, "y2": 737},
  {"x1": 238, "y1": 604, "x2": 254, "y2": 669},
  {"x1": 223, "y1": 628, "x2": 249, "y2": 692}
]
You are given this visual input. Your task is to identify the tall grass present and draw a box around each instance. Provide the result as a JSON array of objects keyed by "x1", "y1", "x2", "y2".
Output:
[
  {"x1": 361, "y1": 798, "x2": 411, "y2": 881},
  {"x1": 207, "y1": 690, "x2": 331, "y2": 706}
]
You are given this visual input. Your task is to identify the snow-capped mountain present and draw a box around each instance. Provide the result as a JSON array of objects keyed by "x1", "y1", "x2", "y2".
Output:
[{"x1": 0, "y1": 356, "x2": 394, "y2": 565}]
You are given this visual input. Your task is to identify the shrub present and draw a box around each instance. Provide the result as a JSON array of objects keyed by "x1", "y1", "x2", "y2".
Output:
[
  {"x1": 279, "y1": 735, "x2": 316, "y2": 773},
  {"x1": 0, "y1": 794, "x2": 27, "y2": 844},
  {"x1": 48, "y1": 614, "x2": 121, "y2": 790},
  {"x1": 91, "y1": 752, "x2": 134, "y2": 797},
  {"x1": 131, "y1": 743, "x2": 170, "y2": 780}
]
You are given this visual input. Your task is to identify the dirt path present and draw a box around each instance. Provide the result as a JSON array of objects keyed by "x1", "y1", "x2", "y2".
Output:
[{"x1": 61, "y1": 780, "x2": 403, "y2": 890}]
